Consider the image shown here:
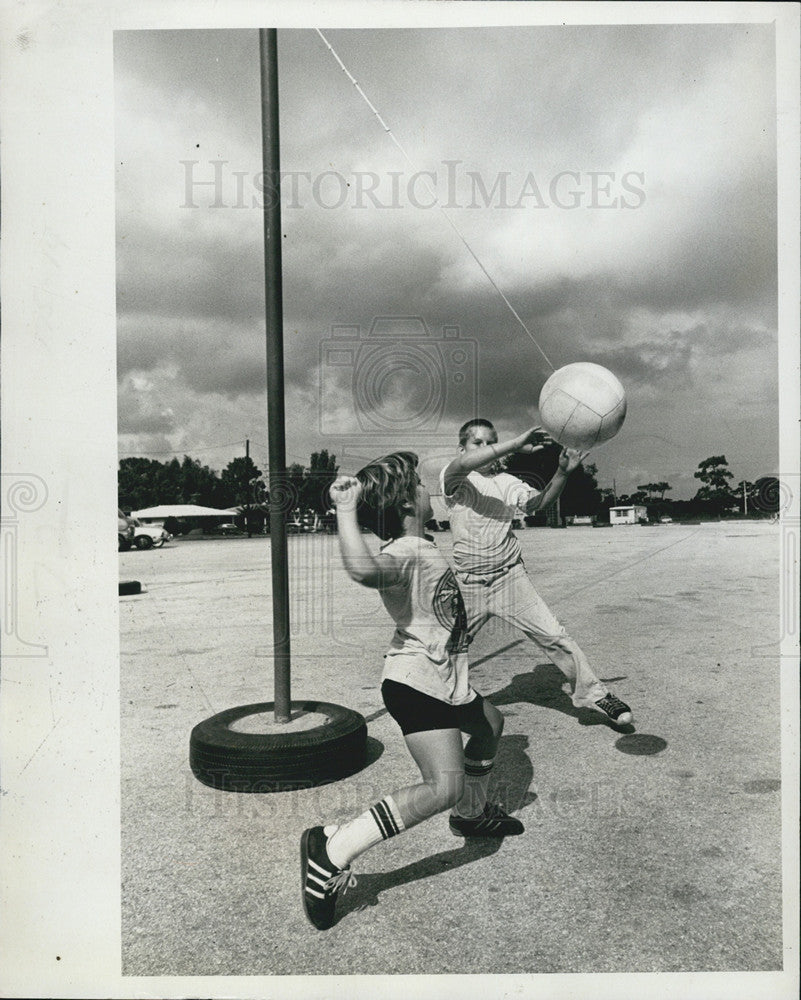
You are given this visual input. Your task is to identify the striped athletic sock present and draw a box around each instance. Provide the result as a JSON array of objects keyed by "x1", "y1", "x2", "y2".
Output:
[
  {"x1": 325, "y1": 796, "x2": 405, "y2": 869},
  {"x1": 451, "y1": 757, "x2": 495, "y2": 819}
]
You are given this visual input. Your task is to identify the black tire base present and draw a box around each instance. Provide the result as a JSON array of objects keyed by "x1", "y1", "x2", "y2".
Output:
[
  {"x1": 119, "y1": 580, "x2": 142, "y2": 595},
  {"x1": 189, "y1": 700, "x2": 368, "y2": 792}
]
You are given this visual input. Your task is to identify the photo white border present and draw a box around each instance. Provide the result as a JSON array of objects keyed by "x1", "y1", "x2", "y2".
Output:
[{"x1": 1, "y1": 2, "x2": 798, "y2": 998}]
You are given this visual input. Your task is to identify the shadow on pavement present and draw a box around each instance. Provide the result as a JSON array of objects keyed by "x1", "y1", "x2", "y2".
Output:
[
  {"x1": 336, "y1": 730, "x2": 538, "y2": 924},
  {"x1": 363, "y1": 706, "x2": 389, "y2": 725},
  {"x1": 362, "y1": 736, "x2": 385, "y2": 767},
  {"x1": 488, "y1": 664, "x2": 636, "y2": 733},
  {"x1": 491, "y1": 733, "x2": 539, "y2": 812},
  {"x1": 614, "y1": 733, "x2": 667, "y2": 755},
  {"x1": 469, "y1": 638, "x2": 525, "y2": 668},
  {"x1": 337, "y1": 837, "x2": 503, "y2": 922}
]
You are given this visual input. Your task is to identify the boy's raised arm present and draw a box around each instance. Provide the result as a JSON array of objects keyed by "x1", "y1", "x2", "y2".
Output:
[
  {"x1": 524, "y1": 446, "x2": 588, "y2": 513},
  {"x1": 442, "y1": 426, "x2": 549, "y2": 495}
]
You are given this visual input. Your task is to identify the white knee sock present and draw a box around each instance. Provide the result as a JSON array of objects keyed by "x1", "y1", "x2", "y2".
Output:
[{"x1": 325, "y1": 796, "x2": 405, "y2": 869}]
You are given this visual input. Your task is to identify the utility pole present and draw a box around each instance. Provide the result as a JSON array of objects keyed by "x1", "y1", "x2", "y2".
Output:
[
  {"x1": 546, "y1": 494, "x2": 562, "y2": 528},
  {"x1": 245, "y1": 438, "x2": 252, "y2": 537}
]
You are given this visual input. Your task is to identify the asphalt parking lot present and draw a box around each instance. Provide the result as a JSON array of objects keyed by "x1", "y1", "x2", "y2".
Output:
[{"x1": 119, "y1": 520, "x2": 786, "y2": 979}]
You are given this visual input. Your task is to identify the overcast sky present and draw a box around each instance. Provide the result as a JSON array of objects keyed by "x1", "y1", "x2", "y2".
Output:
[{"x1": 115, "y1": 24, "x2": 778, "y2": 499}]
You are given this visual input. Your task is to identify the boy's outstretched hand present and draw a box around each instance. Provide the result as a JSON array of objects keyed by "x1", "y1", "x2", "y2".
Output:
[
  {"x1": 558, "y1": 447, "x2": 588, "y2": 474},
  {"x1": 329, "y1": 474, "x2": 362, "y2": 510},
  {"x1": 518, "y1": 426, "x2": 555, "y2": 453}
]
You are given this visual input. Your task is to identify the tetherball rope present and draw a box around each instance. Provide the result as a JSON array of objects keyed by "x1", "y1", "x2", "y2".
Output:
[{"x1": 315, "y1": 29, "x2": 556, "y2": 372}]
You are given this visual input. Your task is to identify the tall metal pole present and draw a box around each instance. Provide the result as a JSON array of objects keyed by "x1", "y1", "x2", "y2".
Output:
[{"x1": 260, "y1": 29, "x2": 291, "y2": 722}]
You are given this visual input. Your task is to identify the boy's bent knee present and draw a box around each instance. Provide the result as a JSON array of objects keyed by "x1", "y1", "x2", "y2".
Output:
[{"x1": 466, "y1": 701, "x2": 503, "y2": 754}]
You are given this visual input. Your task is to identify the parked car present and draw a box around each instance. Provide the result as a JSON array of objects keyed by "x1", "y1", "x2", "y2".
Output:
[
  {"x1": 287, "y1": 508, "x2": 318, "y2": 533},
  {"x1": 118, "y1": 509, "x2": 135, "y2": 551},
  {"x1": 132, "y1": 519, "x2": 172, "y2": 549},
  {"x1": 215, "y1": 522, "x2": 244, "y2": 536}
]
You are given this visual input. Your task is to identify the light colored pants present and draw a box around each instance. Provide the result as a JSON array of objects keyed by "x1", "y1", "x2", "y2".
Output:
[{"x1": 456, "y1": 560, "x2": 607, "y2": 705}]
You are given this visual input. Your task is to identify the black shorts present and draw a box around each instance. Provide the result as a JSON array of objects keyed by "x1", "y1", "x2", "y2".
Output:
[{"x1": 381, "y1": 679, "x2": 488, "y2": 736}]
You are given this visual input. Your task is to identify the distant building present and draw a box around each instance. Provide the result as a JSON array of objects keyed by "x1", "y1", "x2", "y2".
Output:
[{"x1": 609, "y1": 504, "x2": 648, "y2": 525}]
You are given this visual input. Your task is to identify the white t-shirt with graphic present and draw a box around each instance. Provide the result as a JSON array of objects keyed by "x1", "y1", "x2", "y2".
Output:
[
  {"x1": 439, "y1": 467, "x2": 540, "y2": 575},
  {"x1": 376, "y1": 534, "x2": 475, "y2": 706}
]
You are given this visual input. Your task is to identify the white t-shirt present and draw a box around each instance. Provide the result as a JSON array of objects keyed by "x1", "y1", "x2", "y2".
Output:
[
  {"x1": 439, "y1": 466, "x2": 539, "y2": 575},
  {"x1": 376, "y1": 535, "x2": 475, "y2": 706}
]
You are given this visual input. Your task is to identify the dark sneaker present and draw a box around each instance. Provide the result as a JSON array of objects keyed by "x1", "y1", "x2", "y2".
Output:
[
  {"x1": 585, "y1": 693, "x2": 632, "y2": 725},
  {"x1": 300, "y1": 826, "x2": 357, "y2": 930},
  {"x1": 449, "y1": 802, "x2": 524, "y2": 837}
]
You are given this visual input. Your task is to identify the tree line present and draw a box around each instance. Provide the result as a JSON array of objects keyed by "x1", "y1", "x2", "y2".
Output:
[
  {"x1": 118, "y1": 450, "x2": 340, "y2": 528},
  {"x1": 504, "y1": 448, "x2": 779, "y2": 520},
  {"x1": 119, "y1": 448, "x2": 779, "y2": 529}
]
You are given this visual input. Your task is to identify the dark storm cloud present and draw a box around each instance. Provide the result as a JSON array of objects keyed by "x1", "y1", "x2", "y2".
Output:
[
  {"x1": 116, "y1": 215, "x2": 265, "y2": 323},
  {"x1": 114, "y1": 25, "x2": 780, "y2": 492},
  {"x1": 442, "y1": 311, "x2": 699, "y2": 426},
  {"x1": 117, "y1": 182, "x2": 775, "y2": 412},
  {"x1": 292, "y1": 24, "x2": 756, "y2": 171},
  {"x1": 581, "y1": 330, "x2": 697, "y2": 386},
  {"x1": 117, "y1": 315, "x2": 268, "y2": 397},
  {"x1": 614, "y1": 176, "x2": 777, "y2": 317},
  {"x1": 116, "y1": 24, "x2": 776, "y2": 360},
  {"x1": 115, "y1": 29, "x2": 261, "y2": 138},
  {"x1": 700, "y1": 324, "x2": 776, "y2": 357}
]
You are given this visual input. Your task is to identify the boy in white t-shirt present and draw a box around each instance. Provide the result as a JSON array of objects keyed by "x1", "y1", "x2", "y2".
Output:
[
  {"x1": 440, "y1": 419, "x2": 633, "y2": 726},
  {"x1": 300, "y1": 451, "x2": 523, "y2": 932}
]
